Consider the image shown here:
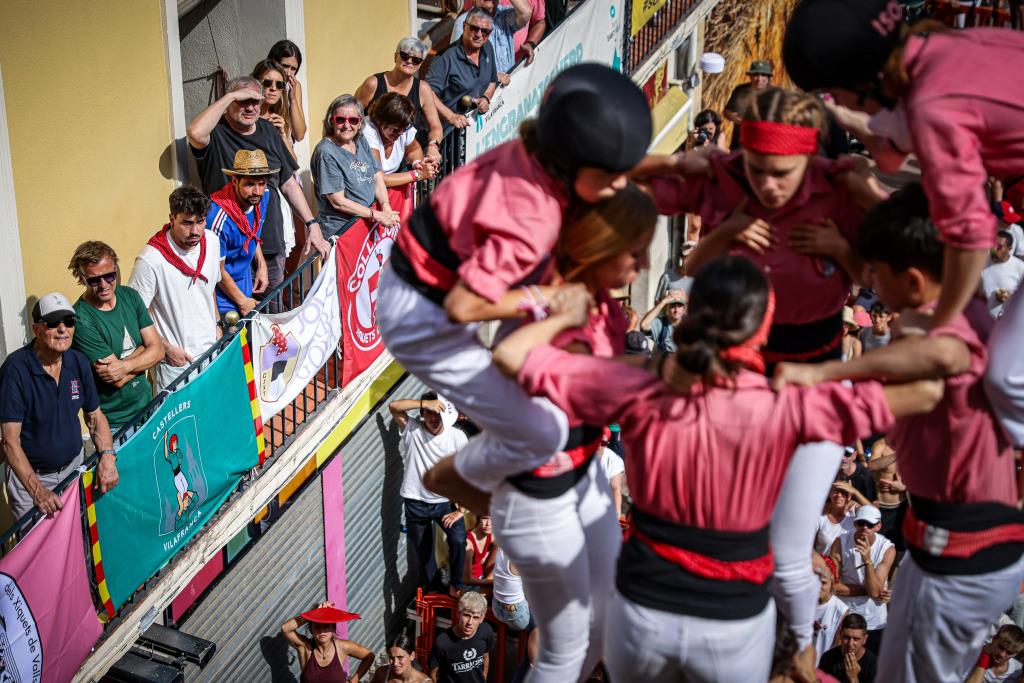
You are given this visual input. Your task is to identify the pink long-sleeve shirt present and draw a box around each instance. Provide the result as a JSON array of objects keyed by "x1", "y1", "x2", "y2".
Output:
[
  {"x1": 903, "y1": 28, "x2": 1024, "y2": 251},
  {"x1": 650, "y1": 153, "x2": 864, "y2": 325},
  {"x1": 888, "y1": 299, "x2": 1016, "y2": 505},
  {"x1": 520, "y1": 346, "x2": 895, "y2": 532},
  {"x1": 427, "y1": 140, "x2": 568, "y2": 303}
]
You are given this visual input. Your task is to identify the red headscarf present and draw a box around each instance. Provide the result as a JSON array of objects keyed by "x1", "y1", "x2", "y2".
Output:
[
  {"x1": 740, "y1": 120, "x2": 819, "y2": 155},
  {"x1": 718, "y1": 289, "x2": 776, "y2": 375}
]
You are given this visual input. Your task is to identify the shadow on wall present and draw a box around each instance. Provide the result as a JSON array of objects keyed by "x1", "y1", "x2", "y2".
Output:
[
  {"x1": 376, "y1": 413, "x2": 417, "y2": 641},
  {"x1": 259, "y1": 634, "x2": 299, "y2": 683}
]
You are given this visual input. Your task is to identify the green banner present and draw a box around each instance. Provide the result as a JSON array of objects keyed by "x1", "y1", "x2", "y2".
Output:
[{"x1": 92, "y1": 334, "x2": 260, "y2": 610}]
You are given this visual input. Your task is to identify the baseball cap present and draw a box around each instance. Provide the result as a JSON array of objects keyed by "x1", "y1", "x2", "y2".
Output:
[
  {"x1": 854, "y1": 505, "x2": 882, "y2": 525},
  {"x1": 783, "y1": 0, "x2": 904, "y2": 93},
  {"x1": 995, "y1": 200, "x2": 1023, "y2": 224},
  {"x1": 853, "y1": 310, "x2": 872, "y2": 327},
  {"x1": 32, "y1": 292, "x2": 75, "y2": 325},
  {"x1": 748, "y1": 60, "x2": 774, "y2": 76}
]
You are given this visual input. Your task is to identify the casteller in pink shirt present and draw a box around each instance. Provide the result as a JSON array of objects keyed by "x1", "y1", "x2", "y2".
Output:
[
  {"x1": 902, "y1": 28, "x2": 1024, "y2": 251},
  {"x1": 519, "y1": 346, "x2": 895, "y2": 532},
  {"x1": 398, "y1": 139, "x2": 568, "y2": 303},
  {"x1": 887, "y1": 298, "x2": 1016, "y2": 506},
  {"x1": 650, "y1": 153, "x2": 864, "y2": 326}
]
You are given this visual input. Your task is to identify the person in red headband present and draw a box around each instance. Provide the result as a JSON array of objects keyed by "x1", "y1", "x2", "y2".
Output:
[
  {"x1": 633, "y1": 87, "x2": 888, "y2": 673},
  {"x1": 490, "y1": 255, "x2": 941, "y2": 682}
]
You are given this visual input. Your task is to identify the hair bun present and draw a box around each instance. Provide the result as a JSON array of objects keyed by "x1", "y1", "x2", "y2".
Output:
[{"x1": 677, "y1": 339, "x2": 716, "y2": 375}]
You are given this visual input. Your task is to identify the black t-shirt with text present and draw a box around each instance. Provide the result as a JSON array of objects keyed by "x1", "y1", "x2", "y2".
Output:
[
  {"x1": 189, "y1": 118, "x2": 299, "y2": 256},
  {"x1": 429, "y1": 624, "x2": 495, "y2": 683},
  {"x1": 819, "y1": 645, "x2": 878, "y2": 683}
]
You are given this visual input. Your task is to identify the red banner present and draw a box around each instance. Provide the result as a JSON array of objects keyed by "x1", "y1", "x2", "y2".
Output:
[{"x1": 337, "y1": 187, "x2": 411, "y2": 384}]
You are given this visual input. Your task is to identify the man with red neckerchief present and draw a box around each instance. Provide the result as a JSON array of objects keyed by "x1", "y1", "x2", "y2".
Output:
[
  {"x1": 206, "y1": 149, "x2": 272, "y2": 317},
  {"x1": 129, "y1": 186, "x2": 223, "y2": 391}
]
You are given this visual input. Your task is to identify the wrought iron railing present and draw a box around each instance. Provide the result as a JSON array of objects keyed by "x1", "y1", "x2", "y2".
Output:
[{"x1": 623, "y1": 0, "x2": 700, "y2": 74}]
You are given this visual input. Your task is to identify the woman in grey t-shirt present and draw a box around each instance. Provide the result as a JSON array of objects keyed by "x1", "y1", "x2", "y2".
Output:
[{"x1": 311, "y1": 94, "x2": 400, "y2": 237}]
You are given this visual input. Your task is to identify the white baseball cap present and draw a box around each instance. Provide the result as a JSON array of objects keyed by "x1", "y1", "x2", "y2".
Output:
[
  {"x1": 854, "y1": 505, "x2": 881, "y2": 525},
  {"x1": 701, "y1": 52, "x2": 725, "y2": 74},
  {"x1": 32, "y1": 292, "x2": 75, "y2": 325}
]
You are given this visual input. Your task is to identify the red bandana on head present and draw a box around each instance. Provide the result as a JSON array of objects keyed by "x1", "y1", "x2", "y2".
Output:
[
  {"x1": 211, "y1": 182, "x2": 263, "y2": 252},
  {"x1": 718, "y1": 289, "x2": 776, "y2": 375},
  {"x1": 740, "y1": 121, "x2": 819, "y2": 156}
]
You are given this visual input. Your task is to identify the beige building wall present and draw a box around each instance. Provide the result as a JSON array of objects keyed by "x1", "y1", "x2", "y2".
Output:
[
  {"x1": 1, "y1": 1, "x2": 176, "y2": 314},
  {"x1": 303, "y1": 0, "x2": 412, "y2": 149}
]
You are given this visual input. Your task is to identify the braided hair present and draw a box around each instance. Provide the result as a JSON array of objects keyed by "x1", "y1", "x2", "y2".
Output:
[
  {"x1": 744, "y1": 87, "x2": 827, "y2": 140},
  {"x1": 672, "y1": 256, "x2": 770, "y2": 381}
]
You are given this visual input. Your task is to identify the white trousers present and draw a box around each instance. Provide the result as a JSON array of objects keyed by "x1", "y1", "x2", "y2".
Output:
[
  {"x1": 986, "y1": 285, "x2": 1024, "y2": 448},
  {"x1": 770, "y1": 441, "x2": 844, "y2": 651},
  {"x1": 877, "y1": 553, "x2": 1024, "y2": 683},
  {"x1": 489, "y1": 460, "x2": 620, "y2": 683},
  {"x1": 376, "y1": 269, "x2": 569, "y2": 491},
  {"x1": 604, "y1": 590, "x2": 776, "y2": 683}
]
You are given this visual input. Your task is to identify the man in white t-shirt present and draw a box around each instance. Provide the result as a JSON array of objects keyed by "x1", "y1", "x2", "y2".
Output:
[
  {"x1": 129, "y1": 186, "x2": 223, "y2": 391},
  {"x1": 598, "y1": 438, "x2": 626, "y2": 519},
  {"x1": 981, "y1": 230, "x2": 1024, "y2": 318},
  {"x1": 390, "y1": 391, "x2": 469, "y2": 593},
  {"x1": 962, "y1": 624, "x2": 1024, "y2": 683}
]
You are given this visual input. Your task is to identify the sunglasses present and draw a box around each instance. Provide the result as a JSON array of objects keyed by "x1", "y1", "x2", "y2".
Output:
[
  {"x1": 238, "y1": 99, "x2": 261, "y2": 109},
  {"x1": 85, "y1": 271, "x2": 117, "y2": 288},
  {"x1": 42, "y1": 315, "x2": 76, "y2": 329},
  {"x1": 333, "y1": 115, "x2": 362, "y2": 127},
  {"x1": 398, "y1": 50, "x2": 424, "y2": 66},
  {"x1": 854, "y1": 520, "x2": 874, "y2": 529},
  {"x1": 261, "y1": 78, "x2": 286, "y2": 90},
  {"x1": 466, "y1": 24, "x2": 493, "y2": 36}
]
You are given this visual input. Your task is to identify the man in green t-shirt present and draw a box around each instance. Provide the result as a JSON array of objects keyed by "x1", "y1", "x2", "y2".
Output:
[{"x1": 69, "y1": 242, "x2": 165, "y2": 429}]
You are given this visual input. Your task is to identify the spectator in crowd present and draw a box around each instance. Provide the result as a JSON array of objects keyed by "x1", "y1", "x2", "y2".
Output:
[
  {"x1": 981, "y1": 230, "x2": 1024, "y2": 318},
  {"x1": 491, "y1": 548, "x2": 531, "y2": 631},
  {"x1": 963, "y1": 624, "x2": 1024, "y2": 683},
  {"x1": 818, "y1": 613, "x2": 878, "y2": 683},
  {"x1": 68, "y1": 241, "x2": 164, "y2": 430},
  {"x1": 389, "y1": 392, "x2": 470, "y2": 594},
  {"x1": 452, "y1": 0, "x2": 533, "y2": 84},
  {"x1": 841, "y1": 306, "x2": 865, "y2": 361},
  {"x1": 266, "y1": 39, "x2": 307, "y2": 143},
  {"x1": 867, "y1": 439, "x2": 907, "y2": 559},
  {"x1": 354, "y1": 37, "x2": 443, "y2": 160},
  {"x1": 429, "y1": 592, "x2": 495, "y2": 683},
  {"x1": 0, "y1": 293, "x2": 118, "y2": 518},
  {"x1": 814, "y1": 567, "x2": 849, "y2": 667},
  {"x1": 207, "y1": 149, "x2": 271, "y2": 317},
  {"x1": 639, "y1": 288, "x2": 686, "y2": 353},
  {"x1": 130, "y1": 187, "x2": 222, "y2": 391},
  {"x1": 654, "y1": 240, "x2": 696, "y2": 302},
  {"x1": 723, "y1": 60, "x2": 774, "y2": 149},
  {"x1": 463, "y1": 514, "x2": 495, "y2": 593},
  {"x1": 364, "y1": 93, "x2": 438, "y2": 190},
  {"x1": 279, "y1": 601, "x2": 374, "y2": 682},
  {"x1": 859, "y1": 302, "x2": 892, "y2": 352},
  {"x1": 371, "y1": 634, "x2": 432, "y2": 683},
  {"x1": 814, "y1": 477, "x2": 855, "y2": 555},
  {"x1": 426, "y1": 8, "x2": 499, "y2": 131},
  {"x1": 687, "y1": 108, "x2": 729, "y2": 152},
  {"x1": 312, "y1": 94, "x2": 400, "y2": 237},
  {"x1": 513, "y1": 0, "x2": 546, "y2": 65},
  {"x1": 598, "y1": 433, "x2": 626, "y2": 519},
  {"x1": 186, "y1": 75, "x2": 328, "y2": 290},
  {"x1": 251, "y1": 59, "x2": 296, "y2": 160},
  {"x1": 829, "y1": 505, "x2": 896, "y2": 654},
  {"x1": 994, "y1": 200, "x2": 1024, "y2": 260},
  {"x1": 838, "y1": 445, "x2": 877, "y2": 504}
]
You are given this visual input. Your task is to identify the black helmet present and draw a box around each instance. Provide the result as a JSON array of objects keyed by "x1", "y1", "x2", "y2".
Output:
[
  {"x1": 783, "y1": 0, "x2": 905, "y2": 93},
  {"x1": 536, "y1": 63, "x2": 652, "y2": 175}
]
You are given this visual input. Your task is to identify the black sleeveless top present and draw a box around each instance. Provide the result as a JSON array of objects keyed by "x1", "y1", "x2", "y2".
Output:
[{"x1": 370, "y1": 73, "x2": 429, "y2": 142}]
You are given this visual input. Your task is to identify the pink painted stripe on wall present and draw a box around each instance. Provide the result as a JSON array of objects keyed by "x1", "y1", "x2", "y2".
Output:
[{"x1": 322, "y1": 454, "x2": 349, "y2": 639}]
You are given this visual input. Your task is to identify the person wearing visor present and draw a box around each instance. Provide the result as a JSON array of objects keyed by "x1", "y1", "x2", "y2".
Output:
[
  {"x1": 280, "y1": 602, "x2": 373, "y2": 683},
  {"x1": 379, "y1": 63, "x2": 654, "y2": 515},
  {"x1": 782, "y1": 0, "x2": 1024, "y2": 452},
  {"x1": 0, "y1": 293, "x2": 119, "y2": 519}
]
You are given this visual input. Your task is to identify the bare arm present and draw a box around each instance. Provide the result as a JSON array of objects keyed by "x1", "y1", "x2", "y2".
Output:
[
  {"x1": 482, "y1": 652, "x2": 490, "y2": 679},
  {"x1": 863, "y1": 545, "x2": 895, "y2": 600},
  {"x1": 94, "y1": 325, "x2": 166, "y2": 388},
  {"x1": 419, "y1": 81, "x2": 445, "y2": 156},
  {"x1": 433, "y1": 92, "x2": 467, "y2": 127},
  {"x1": 830, "y1": 538, "x2": 867, "y2": 598},
  {"x1": 339, "y1": 639, "x2": 374, "y2": 682},
  {"x1": 444, "y1": 281, "x2": 561, "y2": 325},
  {"x1": 354, "y1": 76, "x2": 377, "y2": 108},
  {"x1": 508, "y1": 0, "x2": 533, "y2": 27},
  {"x1": 280, "y1": 175, "x2": 329, "y2": 259},
  {"x1": 490, "y1": 286, "x2": 590, "y2": 376},
  {"x1": 86, "y1": 408, "x2": 118, "y2": 494},
  {"x1": 1, "y1": 422, "x2": 61, "y2": 515},
  {"x1": 287, "y1": 79, "x2": 307, "y2": 142},
  {"x1": 388, "y1": 399, "x2": 424, "y2": 430},
  {"x1": 796, "y1": 334, "x2": 971, "y2": 384},
  {"x1": 187, "y1": 89, "x2": 261, "y2": 149},
  {"x1": 280, "y1": 614, "x2": 313, "y2": 650},
  {"x1": 218, "y1": 263, "x2": 258, "y2": 316},
  {"x1": 609, "y1": 472, "x2": 624, "y2": 518},
  {"x1": 638, "y1": 295, "x2": 673, "y2": 332}
]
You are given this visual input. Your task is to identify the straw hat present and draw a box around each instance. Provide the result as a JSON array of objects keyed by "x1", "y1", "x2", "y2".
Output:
[{"x1": 222, "y1": 149, "x2": 279, "y2": 177}]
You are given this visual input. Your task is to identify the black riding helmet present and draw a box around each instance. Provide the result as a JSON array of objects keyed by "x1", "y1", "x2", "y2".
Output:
[
  {"x1": 536, "y1": 63, "x2": 652, "y2": 177},
  {"x1": 783, "y1": 0, "x2": 904, "y2": 94}
]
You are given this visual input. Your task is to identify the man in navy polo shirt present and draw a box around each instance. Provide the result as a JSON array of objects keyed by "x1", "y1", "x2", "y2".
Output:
[
  {"x1": 427, "y1": 7, "x2": 499, "y2": 131},
  {"x1": 0, "y1": 292, "x2": 119, "y2": 519}
]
